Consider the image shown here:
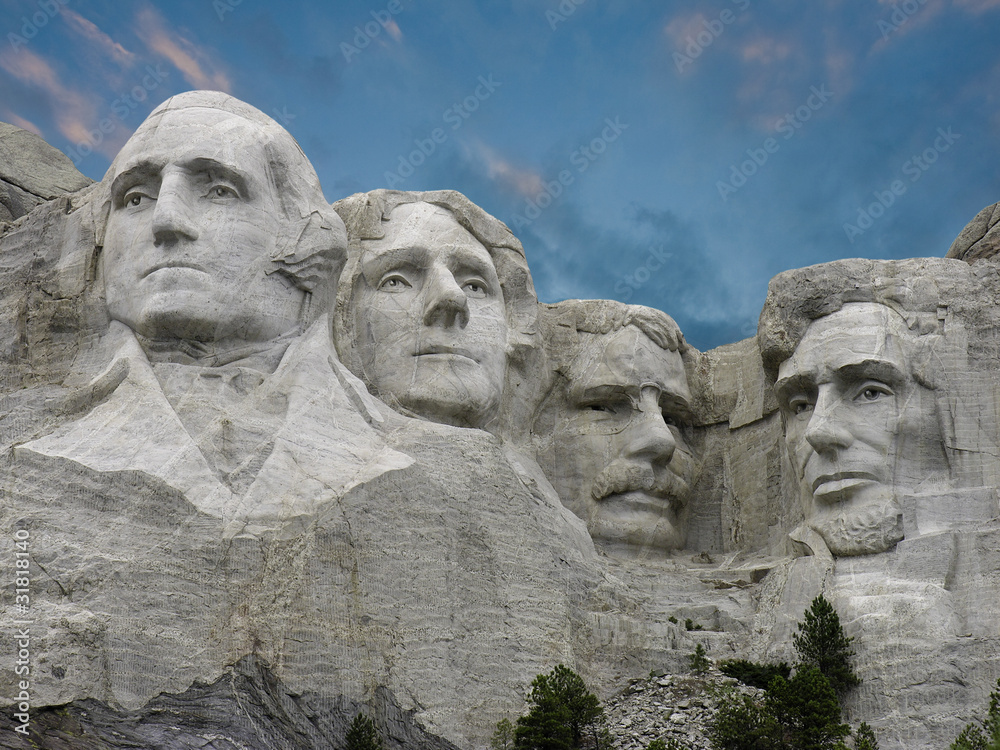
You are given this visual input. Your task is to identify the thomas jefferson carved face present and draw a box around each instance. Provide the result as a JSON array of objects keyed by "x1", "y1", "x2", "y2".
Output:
[
  {"x1": 351, "y1": 202, "x2": 509, "y2": 429},
  {"x1": 102, "y1": 108, "x2": 304, "y2": 347},
  {"x1": 775, "y1": 303, "x2": 948, "y2": 555},
  {"x1": 534, "y1": 326, "x2": 696, "y2": 554}
]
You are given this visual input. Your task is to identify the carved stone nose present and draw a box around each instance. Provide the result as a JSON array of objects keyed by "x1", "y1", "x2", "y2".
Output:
[
  {"x1": 422, "y1": 268, "x2": 469, "y2": 327},
  {"x1": 152, "y1": 181, "x2": 199, "y2": 245}
]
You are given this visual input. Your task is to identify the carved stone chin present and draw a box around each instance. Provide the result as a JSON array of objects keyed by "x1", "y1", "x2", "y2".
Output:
[{"x1": 809, "y1": 494, "x2": 904, "y2": 556}]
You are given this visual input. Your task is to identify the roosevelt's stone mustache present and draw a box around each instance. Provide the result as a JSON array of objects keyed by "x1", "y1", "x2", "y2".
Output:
[{"x1": 591, "y1": 462, "x2": 690, "y2": 504}]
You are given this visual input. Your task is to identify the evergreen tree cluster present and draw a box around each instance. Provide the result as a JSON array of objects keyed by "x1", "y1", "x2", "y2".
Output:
[
  {"x1": 494, "y1": 664, "x2": 611, "y2": 750},
  {"x1": 709, "y1": 596, "x2": 868, "y2": 750},
  {"x1": 344, "y1": 712, "x2": 384, "y2": 750},
  {"x1": 951, "y1": 679, "x2": 1000, "y2": 750}
]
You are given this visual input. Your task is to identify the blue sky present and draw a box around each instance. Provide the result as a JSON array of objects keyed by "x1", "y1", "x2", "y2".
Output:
[{"x1": 2, "y1": 0, "x2": 998, "y2": 350}]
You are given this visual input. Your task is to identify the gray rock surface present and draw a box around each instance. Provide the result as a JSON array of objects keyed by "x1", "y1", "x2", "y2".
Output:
[
  {"x1": 0, "y1": 656, "x2": 459, "y2": 750},
  {"x1": 0, "y1": 122, "x2": 91, "y2": 224},
  {"x1": 3, "y1": 95, "x2": 1000, "y2": 750},
  {"x1": 946, "y1": 200, "x2": 1000, "y2": 263}
]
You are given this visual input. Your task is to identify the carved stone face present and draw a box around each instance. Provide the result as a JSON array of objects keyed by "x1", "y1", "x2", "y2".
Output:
[
  {"x1": 534, "y1": 326, "x2": 695, "y2": 554},
  {"x1": 352, "y1": 202, "x2": 508, "y2": 429},
  {"x1": 102, "y1": 108, "x2": 303, "y2": 346},
  {"x1": 775, "y1": 302, "x2": 948, "y2": 555}
]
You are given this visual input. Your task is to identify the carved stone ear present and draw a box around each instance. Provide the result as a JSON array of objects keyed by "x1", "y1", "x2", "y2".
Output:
[{"x1": 269, "y1": 210, "x2": 349, "y2": 295}]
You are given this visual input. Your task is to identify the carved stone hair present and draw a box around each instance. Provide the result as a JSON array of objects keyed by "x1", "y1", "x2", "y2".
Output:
[
  {"x1": 537, "y1": 298, "x2": 693, "y2": 376},
  {"x1": 756, "y1": 260, "x2": 947, "y2": 387},
  {"x1": 94, "y1": 90, "x2": 348, "y2": 302},
  {"x1": 331, "y1": 189, "x2": 539, "y2": 376},
  {"x1": 946, "y1": 201, "x2": 1000, "y2": 264}
]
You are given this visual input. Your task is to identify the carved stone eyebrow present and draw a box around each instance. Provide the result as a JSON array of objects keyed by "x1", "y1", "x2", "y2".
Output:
[
  {"x1": 360, "y1": 244, "x2": 431, "y2": 283},
  {"x1": 833, "y1": 360, "x2": 907, "y2": 388},
  {"x1": 109, "y1": 156, "x2": 253, "y2": 205},
  {"x1": 183, "y1": 157, "x2": 251, "y2": 198},
  {"x1": 774, "y1": 372, "x2": 814, "y2": 404},
  {"x1": 109, "y1": 161, "x2": 164, "y2": 204}
]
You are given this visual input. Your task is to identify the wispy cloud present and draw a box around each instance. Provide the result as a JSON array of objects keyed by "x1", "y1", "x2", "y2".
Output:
[
  {"x1": 955, "y1": 0, "x2": 1000, "y2": 13},
  {"x1": 465, "y1": 140, "x2": 544, "y2": 197},
  {"x1": 0, "y1": 47, "x2": 95, "y2": 144},
  {"x1": 663, "y1": 13, "x2": 709, "y2": 50},
  {"x1": 384, "y1": 18, "x2": 403, "y2": 43},
  {"x1": 740, "y1": 37, "x2": 793, "y2": 65},
  {"x1": 1, "y1": 111, "x2": 43, "y2": 137},
  {"x1": 134, "y1": 4, "x2": 230, "y2": 92},
  {"x1": 62, "y1": 9, "x2": 136, "y2": 67}
]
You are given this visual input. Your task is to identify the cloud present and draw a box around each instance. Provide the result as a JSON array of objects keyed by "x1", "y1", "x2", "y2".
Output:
[
  {"x1": 464, "y1": 140, "x2": 544, "y2": 198},
  {"x1": 740, "y1": 37, "x2": 793, "y2": 65},
  {"x1": 663, "y1": 12, "x2": 709, "y2": 50},
  {"x1": 134, "y1": 4, "x2": 230, "y2": 92},
  {"x1": 384, "y1": 18, "x2": 403, "y2": 43},
  {"x1": 1, "y1": 112, "x2": 42, "y2": 137},
  {"x1": 955, "y1": 0, "x2": 1000, "y2": 13},
  {"x1": 0, "y1": 47, "x2": 95, "y2": 144},
  {"x1": 61, "y1": 9, "x2": 136, "y2": 67}
]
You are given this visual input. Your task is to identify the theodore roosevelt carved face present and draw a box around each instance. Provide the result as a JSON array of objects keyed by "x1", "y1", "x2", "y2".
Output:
[
  {"x1": 350, "y1": 201, "x2": 509, "y2": 429},
  {"x1": 775, "y1": 302, "x2": 949, "y2": 555},
  {"x1": 532, "y1": 302, "x2": 697, "y2": 555}
]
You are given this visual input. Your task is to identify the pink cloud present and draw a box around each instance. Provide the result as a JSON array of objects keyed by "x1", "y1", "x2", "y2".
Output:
[
  {"x1": 2, "y1": 112, "x2": 43, "y2": 137},
  {"x1": 468, "y1": 141, "x2": 544, "y2": 197},
  {"x1": 663, "y1": 13, "x2": 710, "y2": 50},
  {"x1": 135, "y1": 5, "x2": 230, "y2": 92},
  {"x1": 384, "y1": 18, "x2": 403, "y2": 43},
  {"x1": 62, "y1": 9, "x2": 136, "y2": 67},
  {"x1": 0, "y1": 47, "x2": 96, "y2": 144}
]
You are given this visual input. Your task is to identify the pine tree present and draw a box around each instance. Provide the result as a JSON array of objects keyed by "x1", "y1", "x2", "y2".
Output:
[
  {"x1": 708, "y1": 690, "x2": 784, "y2": 750},
  {"x1": 952, "y1": 679, "x2": 1000, "y2": 750},
  {"x1": 492, "y1": 718, "x2": 516, "y2": 750},
  {"x1": 689, "y1": 643, "x2": 710, "y2": 675},
  {"x1": 344, "y1": 712, "x2": 384, "y2": 750},
  {"x1": 514, "y1": 664, "x2": 608, "y2": 750},
  {"x1": 853, "y1": 722, "x2": 879, "y2": 750},
  {"x1": 767, "y1": 665, "x2": 850, "y2": 750},
  {"x1": 793, "y1": 596, "x2": 861, "y2": 695}
]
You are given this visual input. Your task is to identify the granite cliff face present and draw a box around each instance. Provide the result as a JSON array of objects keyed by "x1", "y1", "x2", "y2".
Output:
[{"x1": 1, "y1": 95, "x2": 999, "y2": 749}]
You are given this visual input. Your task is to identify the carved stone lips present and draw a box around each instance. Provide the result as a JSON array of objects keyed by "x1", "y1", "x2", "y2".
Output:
[
  {"x1": 142, "y1": 261, "x2": 209, "y2": 278},
  {"x1": 414, "y1": 345, "x2": 478, "y2": 362},
  {"x1": 811, "y1": 471, "x2": 880, "y2": 496}
]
